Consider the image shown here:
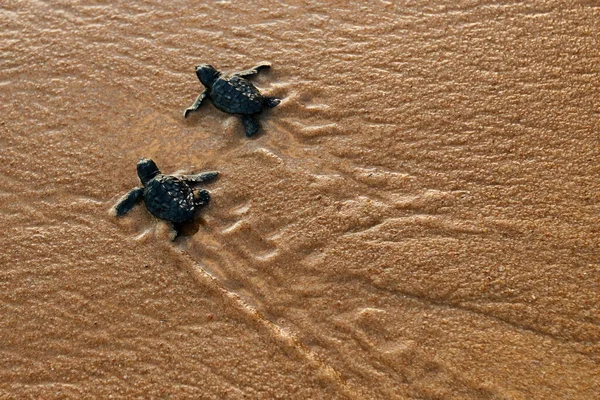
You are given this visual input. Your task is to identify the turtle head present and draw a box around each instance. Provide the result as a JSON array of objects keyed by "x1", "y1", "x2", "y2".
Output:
[
  {"x1": 137, "y1": 158, "x2": 160, "y2": 186},
  {"x1": 195, "y1": 64, "x2": 220, "y2": 88}
]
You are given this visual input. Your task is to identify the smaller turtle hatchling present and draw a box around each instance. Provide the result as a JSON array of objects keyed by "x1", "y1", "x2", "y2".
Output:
[
  {"x1": 184, "y1": 63, "x2": 280, "y2": 137},
  {"x1": 113, "y1": 158, "x2": 218, "y2": 237}
]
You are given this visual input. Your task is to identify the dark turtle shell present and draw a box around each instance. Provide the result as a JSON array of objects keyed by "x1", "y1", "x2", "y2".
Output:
[
  {"x1": 143, "y1": 175, "x2": 195, "y2": 223},
  {"x1": 210, "y1": 75, "x2": 265, "y2": 115}
]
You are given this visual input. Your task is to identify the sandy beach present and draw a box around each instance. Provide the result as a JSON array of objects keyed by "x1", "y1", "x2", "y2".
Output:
[{"x1": 1, "y1": 1, "x2": 599, "y2": 398}]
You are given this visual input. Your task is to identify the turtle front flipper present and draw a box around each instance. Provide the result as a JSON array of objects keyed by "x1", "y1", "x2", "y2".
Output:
[
  {"x1": 180, "y1": 171, "x2": 219, "y2": 184},
  {"x1": 184, "y1": 90, "x2": 207, "y2": 118},
  {"x1": 241, "y1": 115, "x2": 260, "y2": 137},
  {"x1": 194, "y1": 189, "x2": 211, "y2": 208},
  {"x1": 234, "y1": 63, "x2": 271, "y2": 78},
  {"x1": 113, "y1": 187, "x2": 144, "y2": 216}
]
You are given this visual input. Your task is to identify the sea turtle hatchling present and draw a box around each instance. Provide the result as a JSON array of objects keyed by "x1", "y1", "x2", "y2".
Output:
[
  {"x1": 184, "y1": 63, "x2": 281, "y2": 137},
  {"x1": 113, "y1": 158, "x2": 218, "y2": 236}
]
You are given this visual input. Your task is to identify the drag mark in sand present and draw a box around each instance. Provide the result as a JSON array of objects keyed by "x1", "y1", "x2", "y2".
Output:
[{"x1": 173, "y1": 247, "x2": 365, "y2": 400}]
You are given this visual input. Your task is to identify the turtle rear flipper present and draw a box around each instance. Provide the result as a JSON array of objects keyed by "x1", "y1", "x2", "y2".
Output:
[
  {"x1": 113, "y1": 187, "x2": 144, "y2": 216},
  {"x1": 235, "y1": 63, "x2": 271, "y2": 78},
  {"x1": 241, "y1": 115, "x2": 260, "y2": 137},
  {"x1": 264, "y1": 97, "x2": 280, "y2": 108},
  {"x1": 155, "y1": 220, "x2": 179, "y2": 242}
]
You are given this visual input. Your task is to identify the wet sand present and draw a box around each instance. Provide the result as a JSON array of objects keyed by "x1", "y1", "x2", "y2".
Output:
[{"x1": 2, "y1": 1, "x2": 599, "y2": 398}]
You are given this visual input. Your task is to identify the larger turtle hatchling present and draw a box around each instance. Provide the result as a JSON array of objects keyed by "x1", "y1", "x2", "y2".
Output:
[
  {"x1": 184, "y1": 63, "x2": 280, "y2": 137},
  {"x1": 113, "y1": 158, "x2": 218, "y2": 237}
]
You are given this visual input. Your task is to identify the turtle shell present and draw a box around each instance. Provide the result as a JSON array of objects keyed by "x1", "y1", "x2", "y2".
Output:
[
  {"x1": 210, "y1": 75, "x2": 265, "y2": 115},
  {"x1": 143, "y1": 175, "x2": 196, "y2": 223}
]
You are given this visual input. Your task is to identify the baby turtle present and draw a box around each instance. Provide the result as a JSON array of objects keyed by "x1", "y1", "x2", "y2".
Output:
[
  {"x1": 113, "y1": 158, "x2": 218, "y2": 236},
  {"x1": 184, "y1": 63, "x2": 280, "y2": 137}
]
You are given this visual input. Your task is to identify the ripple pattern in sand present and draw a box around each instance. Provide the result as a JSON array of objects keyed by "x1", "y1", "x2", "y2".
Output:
[{"x1": 2, "y1": 0, "x2": 600, "y2": 399}]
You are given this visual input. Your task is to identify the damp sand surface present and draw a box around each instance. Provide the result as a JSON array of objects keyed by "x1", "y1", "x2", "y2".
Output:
[{"x1": 2, "y1": 1, "x2": 600, "y2": 399}]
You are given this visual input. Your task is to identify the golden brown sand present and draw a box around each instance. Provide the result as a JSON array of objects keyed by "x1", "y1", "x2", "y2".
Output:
[{"x1": 1, "y1": 1, "x2": 599, "y2": 398}]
